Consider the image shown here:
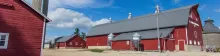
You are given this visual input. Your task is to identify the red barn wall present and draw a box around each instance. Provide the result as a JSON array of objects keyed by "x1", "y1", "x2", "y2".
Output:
[
  {"x1": 86, "y1": 34, "x2": 119, "y2": 47},
  {"x1": 173, "y1": 26, "x2": 187, "y2": 45},
  {"x1": 86, "y1": 35, "x2": 108, "y2": 46},
  {"x1": 112, "y1": 40, "x2": 132, "y2": 50},
  {"x1": 141, "y1": 39, "x2": 159, "y2": 50},
  {"x1": 0, "y1": 0, "x2": 45, "y2": 56},
  {"x1": 57, "y1": 42, "x2": 66, "y2": 47},
  {"x1": 66, "y1": 36, "x2": 86, "y2": 48},
  {"x1": 165, "y1": 39, "x2": 175, "y2": 51},
  {"x1": 187, "y1": 7, "x2": 203, "y2": 48}
]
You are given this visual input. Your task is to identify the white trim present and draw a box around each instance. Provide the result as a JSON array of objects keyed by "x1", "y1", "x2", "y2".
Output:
[
  {"x1": 178, "y1": 40, "x2": 185, "y2": 51},
  {"x1": 0, "y1": 33, "x2": 9, "y2": 49},
  {"x1": 164, "y1": 39, "x2": 166, "y2": 51},
  {"x1": 194, "y1": 31, "x2": 197, "y2": 38},
  {"x1": 40, "y1": 15, "x2": 46, "y2": 56},
  {"x1": 185, "y1": 27, "x2": 189, "y2": 44},
  {"x1": 189, "y1": 40, "x2": 192, "y2": 44}
]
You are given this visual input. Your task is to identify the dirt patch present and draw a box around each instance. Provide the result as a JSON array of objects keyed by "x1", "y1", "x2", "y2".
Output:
[{"x1": 43, "y1": 49, "x2": 220, "y2": 56}]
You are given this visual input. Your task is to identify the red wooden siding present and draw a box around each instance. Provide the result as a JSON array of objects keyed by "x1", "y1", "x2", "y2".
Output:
[
  {"x1": 66, "y1": 35, "x2": 86, "y2": 48},
  {"x1": 173, "y1": 26, "x2": 186, "y2": 45},
  {"x1": 86, "y1": 35, "x2": 108, "y2": 47},
  {"x1": 56, "y1": 35, "x2": 86, "y2": 48},
  {"x1": 112, "y1": 40, "x2": 132, "y2": 50},
  {"x1": 57, "y1": 42, "x2": 66, "y2": 47},
  {"x1": 165, "y1": 39, "x2": 175, "y2": 51},
  {"x1": 179, "y1": 41, "x2": 185, "y2": 50},
  {"x1": 0, "y1": 0, "x2": 45, "y2": 56},
  {"x1": 187, "y1": 6, "x2": 203, "y2": 50},
  {"x1": 141, "y1": 39, "x2": 159, "y2": 50}
]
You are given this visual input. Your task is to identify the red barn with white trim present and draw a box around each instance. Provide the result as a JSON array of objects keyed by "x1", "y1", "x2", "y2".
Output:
[
  {"x1": 56, "y1": 35, "x2": 86, "y2": 49},
  {"x1": 86, "y1": 4, "x2": 203, "y2": 51},
  {"x1": 0, "y1": 0, "x2": 50, "y2": 56}
]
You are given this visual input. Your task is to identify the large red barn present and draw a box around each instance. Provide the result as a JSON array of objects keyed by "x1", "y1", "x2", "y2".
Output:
[
  {"x1": 0, "y1": 0, "x2": 50, "y2": 56},
  {"x1": 56, "y1": 35, "x2": 86, "y2": 49},
  {"x1": 86, "y1": 4, "x2": 203, "y2": 51}
]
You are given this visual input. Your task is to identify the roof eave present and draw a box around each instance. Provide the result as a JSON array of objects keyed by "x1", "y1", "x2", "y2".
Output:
[{"x1": 20, "y1": 0, "x2": 51, "y2": 23}]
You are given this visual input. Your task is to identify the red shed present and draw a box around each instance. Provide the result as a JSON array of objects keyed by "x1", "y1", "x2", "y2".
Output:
[
  {"x1": 86, "y1": 4, "x2": 203, "y2": 51},
  {"x1": 56, "y1": 35, "x2": 86, "y2": 49},
  {"x1": 0, "y1": 0, "x2": 50, "y2": 56}
]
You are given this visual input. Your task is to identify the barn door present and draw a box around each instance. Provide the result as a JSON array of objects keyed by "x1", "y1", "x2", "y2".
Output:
[{"x1": 178, "y1": 40, "x2": 185, "y2": 51}]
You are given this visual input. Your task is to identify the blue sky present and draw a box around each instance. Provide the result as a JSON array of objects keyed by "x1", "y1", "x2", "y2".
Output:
[{"x1": 24, "y1": 0, "x2": 220, "y2": 41}]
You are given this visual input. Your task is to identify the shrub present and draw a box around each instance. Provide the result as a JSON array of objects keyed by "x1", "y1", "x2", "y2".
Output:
[{"x1": 89, "y1": 49, "x2": 104, "y2": 53}]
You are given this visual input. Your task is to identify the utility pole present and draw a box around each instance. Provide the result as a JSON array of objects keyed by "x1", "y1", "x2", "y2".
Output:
[{"x1": 156, "y1": 4, "x2": 161, "y2": 52}]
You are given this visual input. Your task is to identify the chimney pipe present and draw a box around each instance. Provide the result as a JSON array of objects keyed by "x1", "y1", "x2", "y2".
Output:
[
  {"x1": 109, "y1": 17, "x2": 112, "y2": 23},
  {"x1": 128, "y1": 12, "x2": 132, "y2": 19}
]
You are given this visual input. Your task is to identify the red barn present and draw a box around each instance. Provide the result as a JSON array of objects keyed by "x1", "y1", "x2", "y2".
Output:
[
  {"x1": 0, "y1": 0, "x2": 50, "y2": 56},
  {"x1": 56, "y1": 35, "x2": 86, "y2": 49},
  {"x1": 86, "y1": 4, "x2": 203, "y2": 51}
]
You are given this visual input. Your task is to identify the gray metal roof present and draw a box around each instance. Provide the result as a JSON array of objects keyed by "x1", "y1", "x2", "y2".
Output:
[
  {"x1": 57, "y1": 35, "x2": 76, "y2": 42},
  {"x1": 87, "y1": 4, "x2": 198, "y2": 36},
  {"x1": 112, "y1": 28, "x2": 174, "y2": 41},
  {"x1": 203, "y1": 19, "x2": 220, "y2": 33}
]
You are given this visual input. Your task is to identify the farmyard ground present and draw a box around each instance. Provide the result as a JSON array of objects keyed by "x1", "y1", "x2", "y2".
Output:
[{"x1": 43, "y1": 49, "x2": 220, "y2": 56}]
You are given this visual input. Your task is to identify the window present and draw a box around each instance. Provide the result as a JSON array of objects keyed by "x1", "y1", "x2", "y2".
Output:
[
  {"x1": 198, "y1": 41, "x2": 200, "y2": 45},
  {"x1": 75, "y1": 42, "x2": 78, "y2": 45},
  {"x1": 69, "y1": 42, "x2": 72, "y2": 45},
  {"x1": 0, "y1": 33, "x2": 9, "y2": 49},
  {"x1": 126, "y1": 41, "x2": 129, "y2": 45},
  {"x1": 189, "y1": 40, "x2": 192, "y2": 44},
  {"x1": 194, "y1": 31, "x2": 197, "y2": 38},
  {"x1": 194, "y1": 40, "x2": 196, "y2": 45}
]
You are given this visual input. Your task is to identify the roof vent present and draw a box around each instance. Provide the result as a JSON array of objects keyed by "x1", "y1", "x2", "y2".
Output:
[
  {"x1": 109, "y1": 17, "x2": 112, "y2": 23},
  {"x1": 203, "y1": 17, "x2": 220, "y2": 33},
  {"x1": 155, "y1": 4, "x2": 160, "y2": 13},
  {"x1": 128, "y1": 12, "x2": 132, "y2": 19}
]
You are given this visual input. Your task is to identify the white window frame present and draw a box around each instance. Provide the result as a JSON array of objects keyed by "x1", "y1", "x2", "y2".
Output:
[
  {"x1": 126, "y1": 41, "x2": 129, "y2": 45},
  {"x1": 198, "y1": 41, "x2": 200, "y2": 45},
  {"x1": 170, "y1": 34, "x2": 174, "y2": 38},
  {"x1": 189, "y1": 40, "x2": 192, "y2": 44},
  {"x1": 69, "y1": 42, "x2": 72, "y2": 45},
  {"x1": 75, "y1": 42, "x2": 78, "y2": 45},
  {"x1": 0, "y1": 33, "x2": 9, "y2": 49},
  {"x1": 194, "y1": 40, "x2": 196, "y2": 45}
]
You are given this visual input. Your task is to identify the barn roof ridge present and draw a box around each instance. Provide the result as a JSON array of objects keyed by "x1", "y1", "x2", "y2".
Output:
[
  {"x1": 87, "y1": 4, "x2": 198, "y2": 36},
  {"x1": 93, "y1": 4, "x2": 197, "y2": 28},
  {"x1": 56, "y1": 34, "x2": 76, "y2": 42}
]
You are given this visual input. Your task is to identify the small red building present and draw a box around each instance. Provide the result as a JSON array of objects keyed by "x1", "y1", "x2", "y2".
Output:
[
  {"x1": 0, "y1": 0, "x2": 50, "y2": 56},
  {"x1": 86, "y1": 4, "x2": 203, "y2": 51},
  {"x1": 56, "y1": 35, "x2": 86, "y2": 49}
]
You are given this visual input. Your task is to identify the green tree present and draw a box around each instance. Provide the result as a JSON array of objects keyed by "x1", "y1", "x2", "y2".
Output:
[{"x1": 74, "y1": 28, "x2": 80, "y2": 35}]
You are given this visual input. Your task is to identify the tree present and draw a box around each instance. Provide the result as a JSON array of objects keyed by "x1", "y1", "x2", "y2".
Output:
[
  {"x1": 81, "y1": 32, "x2": 86, "y2": 40},
  {"x1": 74, "y1": 28, "x2": 80, "y2": 35}
]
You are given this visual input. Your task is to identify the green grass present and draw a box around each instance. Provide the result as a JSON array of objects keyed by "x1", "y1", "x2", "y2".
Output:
[{"x1": 89, "y1": 49, "x2": 104, "y2": 53}]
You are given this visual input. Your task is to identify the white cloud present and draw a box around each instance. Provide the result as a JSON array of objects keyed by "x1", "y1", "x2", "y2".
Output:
[
  {"x1": 219, "y1": 27, "x2": 220, "y2": 29},
  {"x1": 215, "y1": 9, "x2": 220, "y2": 12},
  {"x1": 49, "y1": 0, "x2": 114, "y2": 10},
  {"x1": 48, "y1": 8, "x2": 111, "y2": 29}
]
